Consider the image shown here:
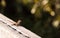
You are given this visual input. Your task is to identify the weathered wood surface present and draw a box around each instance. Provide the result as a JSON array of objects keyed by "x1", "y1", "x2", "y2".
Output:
[{"x1": 0, "y1": 13, "x2": 41, "y2": 38}]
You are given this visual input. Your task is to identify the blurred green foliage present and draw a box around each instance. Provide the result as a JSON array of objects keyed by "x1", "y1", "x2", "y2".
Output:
[{"x1": 0, "y1": 0, "x2": 60, "y2": 38}]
